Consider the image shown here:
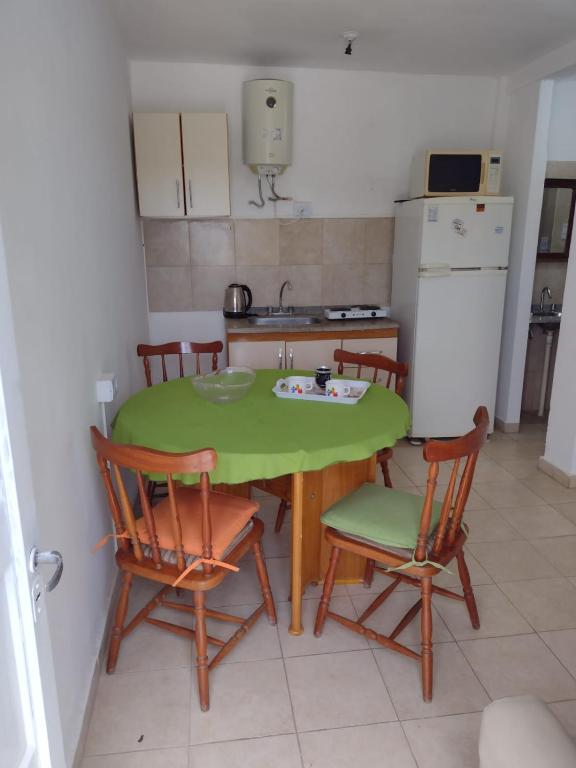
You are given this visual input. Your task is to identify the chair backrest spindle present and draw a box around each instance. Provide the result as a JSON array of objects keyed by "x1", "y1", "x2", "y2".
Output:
[
  {"x1": 137, "y1": 341, "x2": 224, "y2": 387},
  {"x1": 333, "y1": 349, "x2": 409, "y2": 395}
]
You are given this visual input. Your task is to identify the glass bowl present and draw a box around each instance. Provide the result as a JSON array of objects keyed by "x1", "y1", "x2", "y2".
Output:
[{"x1": 192, "y1": 366, "x2": 256, "y2": 404}]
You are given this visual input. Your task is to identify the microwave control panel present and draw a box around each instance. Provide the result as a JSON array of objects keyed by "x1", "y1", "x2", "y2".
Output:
[{"x1": 486, "y1": 154, "x2": 502, "y2": 194}]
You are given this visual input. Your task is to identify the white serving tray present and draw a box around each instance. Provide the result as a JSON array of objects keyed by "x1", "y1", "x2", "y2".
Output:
[{"x1": 273, "y1": 377, "x2": 370, "y2": 405}]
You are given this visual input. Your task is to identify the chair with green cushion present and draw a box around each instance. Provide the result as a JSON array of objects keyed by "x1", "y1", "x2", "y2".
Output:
[{"x1": 314, "y1": 406, "x2": 489, "y2": 702}]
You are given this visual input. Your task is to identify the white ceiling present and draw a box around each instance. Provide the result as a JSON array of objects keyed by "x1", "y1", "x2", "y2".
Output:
[{"x1": 111, "y1": 0, "x2": 576, "y2": 76}]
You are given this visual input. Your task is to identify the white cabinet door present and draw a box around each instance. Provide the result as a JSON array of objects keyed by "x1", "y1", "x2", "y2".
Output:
[
  {"x1": 340, "y1": 336, "x2": 398, "y2": 384},
  {"x1": 133, "y1": 113, "x2": 184, "y2": 217},
  {"x1": 181, "y1": 113, "x2": 230, "y2": 218},
  {"x1": 287, "y1": 339, "x2": 341, "y2": 372},
  {"x1": 228, "y1": 340, "x2": 285, "y2": 370}
]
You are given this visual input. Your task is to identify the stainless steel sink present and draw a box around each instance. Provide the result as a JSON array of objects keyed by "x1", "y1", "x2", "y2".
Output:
[{"x1": 248, "y1": 316, "x2": 321, "y2": 327}]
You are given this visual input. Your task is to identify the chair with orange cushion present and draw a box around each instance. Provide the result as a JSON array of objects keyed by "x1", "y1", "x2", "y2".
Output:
[
  {"x1": 90, "y1": 427, "x2": 276, "y2": 711},
  {"x1": 314, "y1": 407, "x2": 488, "y2": 702}
]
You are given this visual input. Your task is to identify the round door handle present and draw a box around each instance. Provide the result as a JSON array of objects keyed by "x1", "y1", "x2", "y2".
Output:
[{"x1": 29, "y1": 547, "x2": 63, "y2": 592}]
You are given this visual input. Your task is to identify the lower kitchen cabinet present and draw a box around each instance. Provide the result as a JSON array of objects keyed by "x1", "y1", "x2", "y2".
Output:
[{"x1": 227, "y1": 328, "x2": 398, "y2": 372}]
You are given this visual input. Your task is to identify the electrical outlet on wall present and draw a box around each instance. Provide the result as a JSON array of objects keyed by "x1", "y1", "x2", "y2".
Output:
[{"x1": 293, "y1": 201, "x2": 313, "y2": 218}]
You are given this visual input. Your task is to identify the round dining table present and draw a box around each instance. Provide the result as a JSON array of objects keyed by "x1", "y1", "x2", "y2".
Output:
[{"x1": 112, "y1": 369, "x2": 410, "y2": 634}]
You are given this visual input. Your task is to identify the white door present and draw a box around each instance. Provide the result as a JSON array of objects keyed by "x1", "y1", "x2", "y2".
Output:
[
  {"x1": 133, "y1": 113, "x2": 184, "y2": 217},
  {"x1": 0, "y1": 222, "x2": 65, "y2": 768},
  {"x1": 410, "y1": 269, "x2": 507, "y2": 437},
  {"x1": 421, "y1": 198, "x2": 513, "y2": 268},
  {"x1": 181, "y1": 113, "x2": 231, "y2": 218}
]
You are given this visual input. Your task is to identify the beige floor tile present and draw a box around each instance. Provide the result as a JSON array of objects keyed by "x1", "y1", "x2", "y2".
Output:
[
  {"x1": 265, "y1": 555, "x2": 347, "y2": 603},
  {"x1": 497, "y1": 458, "x2": 541, "y2": 480},
  {"x1": 350, "y1": 590, "x2": 453, "y2": 646},
  {"x1": 402, "y1": 712, "x2": 482, "y2": 768},
  {"x1": 205, "y1": 558, "x2": 269, "y2": 607},
  {"x1": 285, "y1": 650, "x2": 397, "y2": 731},
  {"x1": 399, "y1": 461, "x2": 456, "y2": 485},
  {"x1": 189, "y1": 734, "x2": 301, "y2": 768},
  {"x1": 540, "y1": 629, "x2": 576, "y2": 677},
  {"x1": 500, "y1": 505, "x2": 576, "y2": 539},
  {"x1": 300, "y1": 722, "x2": 416, "y2": 768},
  {"x1": 346, "y1": 568, "x2": 414, "y2": 595},
  {"x1": 548, "y1": 701, "x2": 576, "y2": 738},
  {"x1": 373, "y1": 642, "x2": 489, "y2": 720},
  {"x1": 83, "y1": 748, "x2": 188, "y2": 768},
  {"x1": 499, "y1": 578, "x2": 576, "y2": 631},
  {"x1": 523, "y1": 475, "x2": 576, "y2": 505},
  {"x1": 553, "y1": 502, "x2": 576, "y2": 525},
  {"x1": 277, "y1": 597, "x2": 369, "y2": 656},
  {"x1": 384, "y1": 461, "x2": 417, "y2": 488},
  {"x1": 466, "y1": 540, "x2": 561, "y2": 582},
  {"x1": 113, "y1": 620, "x2": 192, "y2": 674},
  {"x1": 473, "y1": 481, "x2": 544, "y2": 509},
  {"x1": 432, "y1": 551, "x2": 493, "y2": 590},
  {"x1": 466, "y1": 461, "x2": 517, "y2": 484},
  {"x1": 84, "y1": 668, "x2": 191, "y2": 756},
  {"x1": 434, "y1": 584, "x2": 532, "y2": 640},
  {"x1": 189, "y1": 659, "x2": 294, "y2": 744},
  {"x1": 257, "y1": 501, "x2": 292, "y2": 558},
  {"x1": 459, "y1": 634, "x2": 576, "y2": 702},
  {"x1": 482, "y1": 440, "x2": 543, "y2": 460},
  {"x1": 203, "y1": 603, "x2": 282, "y2": 664},
  {"x1": 531, "y1": 536, "x2": 576, "y2": 576},
  {"x1": 465, "y1": 509, "x2": 521, "y2": 543}
]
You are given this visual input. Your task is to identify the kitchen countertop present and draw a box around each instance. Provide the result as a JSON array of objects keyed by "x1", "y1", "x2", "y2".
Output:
[{"x1": 226, "y1": 307, "x2": 399, "y2": 335}]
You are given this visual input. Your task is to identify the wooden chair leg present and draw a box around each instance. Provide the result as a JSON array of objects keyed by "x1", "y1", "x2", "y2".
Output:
[
  {"x1": 106, "y1": 572, "x2": 132, "y2": 674},
  {"x1": 252, "y1": 540, "x2": 277, "y2": 625},
  {"x1": 193, "y1": 590, "x2": 210, "y2": 711},
  {"x1": 314, "y1": 546, "x2": 341, "y2": 637},
  {"x1": 421, "y1": 576, "x2": 433, "y2": 701},
  {"x1": 275, "y1": 499, "x2": 288, "y2": 533},
  {"x1": 457, "y1": 550, "x2": 480, "y2": 629},
  {"x1": 381, "y1": 459, "x2": 393, "y2": 488},
  {"x1": 363, "y1": 558, "x2": 375, "y2": 588}
]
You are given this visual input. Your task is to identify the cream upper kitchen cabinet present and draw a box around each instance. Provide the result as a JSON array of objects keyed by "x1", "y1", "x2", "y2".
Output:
[
  {"x1": 181, "y1": 113, "x2": 230, "y2": 217},
  {"x1": 133, "y1": 112, "x2": 230, "y2": 218},
  {"x1": 133, "y1": 113, "x2": 184, "y2": 217}
]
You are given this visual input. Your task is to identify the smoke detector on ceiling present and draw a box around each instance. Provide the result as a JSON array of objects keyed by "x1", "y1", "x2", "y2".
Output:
[{"x1": 342, "y1": 31, "x2": 359, "y2": 56}]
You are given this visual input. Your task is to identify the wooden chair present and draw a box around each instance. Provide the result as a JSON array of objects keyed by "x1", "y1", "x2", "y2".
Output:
[
  {"x1": 90, "y1": 427, "x2": 276, "y2": 711},
  {"x1": 136, "y1": 341, "x2": 223, "y2": 501},
  {"x1": 137, "y1": 340, "x2": 223, "y2": 387},
  {"x1": 273, "y1": 349, "x2": 409, "y2": 535},
  {"x1": 314, "y1": 406, "x2": 489, "y2": 702}
]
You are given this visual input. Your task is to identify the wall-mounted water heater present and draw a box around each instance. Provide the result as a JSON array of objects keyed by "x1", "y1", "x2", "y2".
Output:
[{"x1": 242, "y1": 79, "x2": 293, "y2": 208}]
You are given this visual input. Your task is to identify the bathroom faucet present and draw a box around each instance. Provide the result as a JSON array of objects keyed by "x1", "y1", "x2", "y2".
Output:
[
  {"x1": 278, "y1": 280, "x2": 293, "y2": 312},
  {"x1": 540, "y1": 286, "x2": 552, "y2": 312}
]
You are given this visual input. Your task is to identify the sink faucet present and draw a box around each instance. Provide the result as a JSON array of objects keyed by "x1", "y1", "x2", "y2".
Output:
[
  {"x1": 540, "y1": 286, "x2": 552, "y2": 312},
  {"x1": 278, "y1": 280, "x2": 293, "y2": 312}
]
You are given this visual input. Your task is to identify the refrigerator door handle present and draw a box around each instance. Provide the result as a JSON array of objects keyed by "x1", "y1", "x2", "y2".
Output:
[{"x1": 418, "y1": 264, "x2": 451, "y2": 277}]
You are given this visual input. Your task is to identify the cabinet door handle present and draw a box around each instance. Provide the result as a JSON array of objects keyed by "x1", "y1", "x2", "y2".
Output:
[
  {"x1": 176, "y1": 180, "x2": 181, "y2": 209},
  {"x1": 289, "y1": 348, "x2": 294, "y2": 369},
  {"x1": 188, "y1": 179, "x2": 193, "y2": 208},
  {"x1": 278, "y1": 347, "x2": 284, "y2": 369}
]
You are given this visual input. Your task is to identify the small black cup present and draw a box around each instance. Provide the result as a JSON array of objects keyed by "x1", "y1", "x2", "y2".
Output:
[{"x1": 315, "y1": 365, "x2": 332, "y2": 389}]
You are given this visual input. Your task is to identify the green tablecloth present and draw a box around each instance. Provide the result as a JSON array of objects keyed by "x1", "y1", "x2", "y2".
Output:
[{"x1": 112, "y1": 369, "x2": 411, "y2": 485}]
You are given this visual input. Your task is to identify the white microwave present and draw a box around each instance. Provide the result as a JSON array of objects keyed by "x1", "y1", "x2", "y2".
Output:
[{"x1": 410, "y1": 149, "x2": 503, "y2": 198}]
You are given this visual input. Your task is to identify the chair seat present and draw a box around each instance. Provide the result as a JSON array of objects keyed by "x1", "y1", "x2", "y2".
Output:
[
  {"x1": 137, "y1": 486, "x2": 259, "y2": 560},
  {"x1": 321, "y1": 483, "x2": 442, "y2": 551},
  {"x1": 141, "y1": 520, "x2": 254, "y2": 568}
]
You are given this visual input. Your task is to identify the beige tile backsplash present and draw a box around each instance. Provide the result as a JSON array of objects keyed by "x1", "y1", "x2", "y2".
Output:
[{"x1": 144, "y1": 217, "x2": 394, "y2": 312}]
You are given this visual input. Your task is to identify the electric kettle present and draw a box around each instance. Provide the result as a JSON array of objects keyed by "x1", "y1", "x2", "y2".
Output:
[{"x1": 223, "y1": 283, "x2": 253, "y2": 318}]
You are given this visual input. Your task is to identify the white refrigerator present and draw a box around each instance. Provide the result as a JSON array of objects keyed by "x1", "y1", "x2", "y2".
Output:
[{"x1": 391, "y1": 196, "x2": 513, "y2": 438}]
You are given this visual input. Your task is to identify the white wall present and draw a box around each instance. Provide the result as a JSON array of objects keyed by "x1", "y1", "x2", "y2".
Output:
[
  {"x1": 494, "y1": 79, "x2": 553, "y2": 426},
  {"x1": 0, "y1": 0, "x2": 148, "y2": 762},
  {"x1": 548, "y1": 79, "x2": 576, "y2": 161},
  {"x1": 130, "y1": 61, "x2": 501, "y2": 219}
]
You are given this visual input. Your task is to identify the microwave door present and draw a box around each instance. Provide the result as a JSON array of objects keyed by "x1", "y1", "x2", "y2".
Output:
[{"x1": 428, "y1": 154, "x2": 482, "y2": 194}]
